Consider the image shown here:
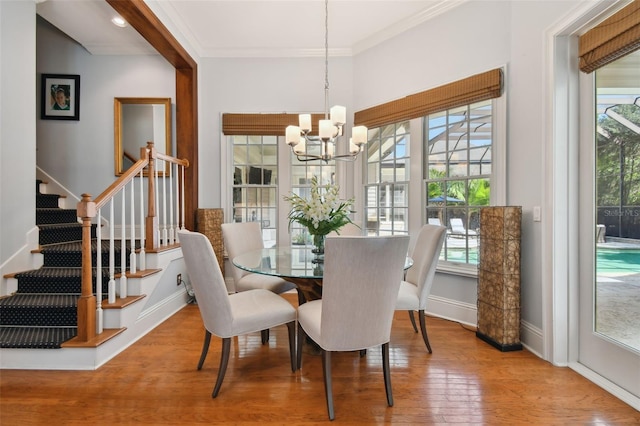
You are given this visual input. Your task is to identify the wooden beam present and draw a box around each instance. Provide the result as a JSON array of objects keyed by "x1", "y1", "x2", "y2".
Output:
[{"x1": 106, "y1": 0, "x2": 198, "y2": 230}]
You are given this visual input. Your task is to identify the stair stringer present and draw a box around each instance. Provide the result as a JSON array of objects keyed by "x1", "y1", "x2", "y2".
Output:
[
  {"x1": 0, "y1": 227, "x2": 40, "y2": 296},
  {"x1": 0, "y1": 246, "x2": 189, "y2": 370},
  {"x1": 36, "y1": 166, "x2": 80, "y2": 208}
]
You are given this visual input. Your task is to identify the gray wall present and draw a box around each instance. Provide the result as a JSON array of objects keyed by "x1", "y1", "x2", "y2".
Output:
[
  {"x1": 35, "y1": 17, "x2": 175, "y2": 200},
  {"x1": 0, "y1": 1, "x2": 36, "y2": 268}
]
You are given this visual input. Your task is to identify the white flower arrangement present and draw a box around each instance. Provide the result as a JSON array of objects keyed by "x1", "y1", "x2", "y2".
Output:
[{"x1": 284, "y1": 176, "x2": 355, "y2": 237}]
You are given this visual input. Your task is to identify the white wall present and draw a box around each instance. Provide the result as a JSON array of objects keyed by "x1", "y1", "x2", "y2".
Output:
[
  {"x1": 198, "y1": 56, "x2": 354, "y2": 209},
  {"x1": 0, "y1": 1, "x2": 36, "y2": 266},
  {"x1": 35, "y1": 17, "x2": 175, "y2": 199},
  {"x1": 352, "y1": 0, "x2": 584, "y2": 333}
]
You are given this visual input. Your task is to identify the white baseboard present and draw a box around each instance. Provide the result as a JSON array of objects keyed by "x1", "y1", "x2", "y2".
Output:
[
  {"x1": 426, "y1": 294, "x2": 477, "y2": 327},
  {"x1": 520, "y1": 320, "x2": 543, "y2": 357},
  {"x1": 427, "y1": 295, "x2": 545, "y2": 358}
]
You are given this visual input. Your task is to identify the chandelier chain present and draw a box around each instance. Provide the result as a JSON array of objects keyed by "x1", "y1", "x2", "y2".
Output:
[{"x1": 324, "y1": 0, "x2": 329, "y2": 119}]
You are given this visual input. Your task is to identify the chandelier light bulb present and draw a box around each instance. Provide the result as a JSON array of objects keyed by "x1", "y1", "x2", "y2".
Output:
[
  {"x1": 299, "y1": 114, "x2": 312, "y2": 132},
  {"x1": 286, "y1": 125, "x2": 301, "y2": 146}
]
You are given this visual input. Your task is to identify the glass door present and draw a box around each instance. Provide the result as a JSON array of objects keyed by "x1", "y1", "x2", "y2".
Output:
[{"x1": 578, "y1": 50, "x2": 640, "y2": 401}]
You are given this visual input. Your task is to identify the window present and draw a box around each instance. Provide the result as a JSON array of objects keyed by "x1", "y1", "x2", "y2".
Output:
[
  {"x1": 424, "y1": 100, "x2": 492, "y2": 265},
  {"x1": 364, "y1": 121, "x2": 409, "y2": 236},
  {"x1": 231, "y1": 135, "x2": 278, "y2": 247}
]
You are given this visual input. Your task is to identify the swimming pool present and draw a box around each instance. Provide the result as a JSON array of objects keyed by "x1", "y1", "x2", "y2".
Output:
[
  {"x1": 442, "y1": 247, "x2": 639, "y2": 273},
  {"x1": 596, "y1": 249, "x2": 640, "y2": 275}
]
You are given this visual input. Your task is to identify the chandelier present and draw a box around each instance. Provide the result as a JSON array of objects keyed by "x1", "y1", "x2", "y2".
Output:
[{"x1": 285, "y1": 0, "x2": 367, "y2": 162}]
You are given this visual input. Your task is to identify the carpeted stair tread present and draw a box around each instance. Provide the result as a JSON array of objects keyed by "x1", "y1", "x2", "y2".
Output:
[
  {"x1": 38, "y1": 223, "x2": 96, "y2": 245},
  {"x1": 41, "y1": 240, "x2": 132, "y2": 252},
  {"x1": 0, "y1": 326, "x2": 77, "y2": 349},
  {"x1": 0, "y1": 294, "x2": 78, "y2": 307},
  {"x1": 36, "y1": 193, "x2": 61, "y2": 208},
  {"x1": 0, "y1": 294, "x2": 78, "y2": 327},
  {"x1": 40, "y1": 240, "x2": 126, "y2": 267},
  {"x1": 36, "y1": 208, "x2": 78, "y2": 225},
  {"x1": 13, "y1": 267, "x2": 117, "y2": 294}
]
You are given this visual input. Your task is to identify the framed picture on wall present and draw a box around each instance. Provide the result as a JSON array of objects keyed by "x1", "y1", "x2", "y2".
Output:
[{"x1": 40, "y1": 74, "x2": 80, "y2": 120}]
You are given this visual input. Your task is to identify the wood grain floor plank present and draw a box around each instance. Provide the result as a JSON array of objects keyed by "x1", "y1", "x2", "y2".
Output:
[{"x1": 1, "y1": 293, "x2": 638, "y2": 424}]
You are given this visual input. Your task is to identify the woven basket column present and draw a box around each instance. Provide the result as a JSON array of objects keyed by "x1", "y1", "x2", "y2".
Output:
[
  {"x1": 196, "y1": 209, "x2": 224, "y2": 275},
  {"x1": 476, "y1": 206, "x2": 523, "y2": 351}
]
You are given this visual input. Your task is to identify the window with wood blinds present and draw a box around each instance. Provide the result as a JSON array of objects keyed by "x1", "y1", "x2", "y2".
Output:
[
  {"x1": 579, "y1": 0, "x2": 640, "y2": 73},
  {"x1": 354, "y1": 68, "x2": 502, "y2": 129}
]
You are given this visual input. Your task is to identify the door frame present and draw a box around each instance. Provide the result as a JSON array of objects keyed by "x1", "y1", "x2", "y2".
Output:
[{"x1": 546, "y1": 0, "x2": 640, "y2": 410}]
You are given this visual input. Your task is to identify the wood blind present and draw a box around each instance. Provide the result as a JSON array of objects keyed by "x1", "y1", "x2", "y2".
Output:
[
  {"x1": 579, "y1": 0, "x2": 640, "y2": 73},
  {"x1": 222, "y1": 113, "x2": 326, "y2": 136},
  {"x1": 354, "y1": 68, "x2": 503, "y2": 129}
]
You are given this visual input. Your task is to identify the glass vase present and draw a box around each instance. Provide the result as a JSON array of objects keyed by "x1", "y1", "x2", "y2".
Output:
[
  {"x1": 311, "y1": 233, "x2": 325, "y2": 264},
  {"x1": 312, "y1": 234, "x2": 325, "y2": 254}
]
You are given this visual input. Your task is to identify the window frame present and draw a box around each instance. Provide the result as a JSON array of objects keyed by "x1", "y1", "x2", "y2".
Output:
[
  {"x1": 423, "y1": 94, "x2": 506, "y2": 277},
  {"x1": 363, "y1": 120, "x2": 411, "y2": 236},
  {"x1": 229, "y1": 134, "x2": 280, "y2": 248}
]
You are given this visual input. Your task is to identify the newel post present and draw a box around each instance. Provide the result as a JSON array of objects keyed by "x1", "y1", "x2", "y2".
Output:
[
  {"x1": 144, "y1": 142, "x2": 159, "y2": 251},
  {"x1": 76, "y1": 193, "x2": 97, "y2": 342}
]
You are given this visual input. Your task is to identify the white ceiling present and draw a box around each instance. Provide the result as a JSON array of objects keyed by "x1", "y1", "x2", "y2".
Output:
[{"x1": 36, "y1": 0, "x2": 463, "y2": 58}]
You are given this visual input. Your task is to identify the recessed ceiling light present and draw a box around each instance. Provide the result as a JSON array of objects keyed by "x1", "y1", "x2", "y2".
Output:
[{"x1": 111, "y1": 16, "x2": 127, "y2": 28}]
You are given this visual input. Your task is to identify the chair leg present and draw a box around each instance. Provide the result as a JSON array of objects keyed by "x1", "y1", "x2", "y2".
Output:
[
  {"x1": 286, "y1": 321, "x2": 297, "y2": 371},
  {"x1": 382, "y1": 342, "x2": 393, "y2": 407},
  {"x1": 296, "y1": 323, "x2": 305, "y2": 370},
  {"x1": 408, "y1": 310, "x2": 418, "y2": 333},
  {"x1": 322, "y1": 350, "x2": 335, "y2": 420},
  {"x1": 197, "y1": 330, "x2": 212, "y2": 370},
  {"x1": 261, "y1": 329, "x2": 270, "y2": 344},
  {"x1": 418, "y1": 310, "x2": 432, "y2": 353},
  {"x1": 212, "y1": 337, "x2": 231, "y2": 398}
]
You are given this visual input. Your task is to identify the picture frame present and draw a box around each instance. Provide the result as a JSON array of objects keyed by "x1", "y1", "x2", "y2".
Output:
[{"x1": 41, "y1": 74, "x2": 80, "y2": 120}]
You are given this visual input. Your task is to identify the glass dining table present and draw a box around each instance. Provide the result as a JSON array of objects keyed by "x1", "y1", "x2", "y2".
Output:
[{"x1": 232, "y1": 245, "x2": 413, "y2": 303}]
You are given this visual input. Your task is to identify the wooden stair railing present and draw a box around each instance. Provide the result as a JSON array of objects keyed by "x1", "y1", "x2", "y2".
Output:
[{"x1": 75, "y1": 142, "x2": 189, "y2": 343}]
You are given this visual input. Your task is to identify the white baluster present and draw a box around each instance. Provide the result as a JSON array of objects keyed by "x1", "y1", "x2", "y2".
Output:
[
  {"x1": 120, "y1": 186, "x2": 128, "y2": 298},
  {"x1": 96, "y1": 209, "x2": 103, "y2": 334},
  {"x1": 162, "y1": 159, "x2": 168, "y2": 245},
  {"x1": 108, "y1": 200, "x2": 116, "y2": 304},
  {"x1": 129, "y1": 180, "x2": 137, "y2": 274},
  {"x1": 155, "y1": 158, "x2": 161, "y2": 245},
  {"x1": 139, "y1": 168, "x2": 146, "y2": 271},
  {"x1": 168, "y1": 162, "x2": 175, "y2": 245}
]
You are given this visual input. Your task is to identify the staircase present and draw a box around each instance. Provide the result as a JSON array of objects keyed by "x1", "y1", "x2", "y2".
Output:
[{"x1": 0, "y1": 180, "x2": 127, "y2": 349}]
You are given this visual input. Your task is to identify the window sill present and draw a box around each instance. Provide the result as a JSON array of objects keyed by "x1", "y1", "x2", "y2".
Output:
[{"x1": 435, "y1": 261, "x2": 478, "y2": 278}]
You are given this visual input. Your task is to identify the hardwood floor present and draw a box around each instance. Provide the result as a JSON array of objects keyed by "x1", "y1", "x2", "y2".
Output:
[{"x1": 1, "y1": 293, "x2": 638, "y2": 425}]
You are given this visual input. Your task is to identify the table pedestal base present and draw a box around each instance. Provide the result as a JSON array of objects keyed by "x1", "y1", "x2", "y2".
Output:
[{"x1": 287, "y1": 277, "x2": 323, "y2": 303}]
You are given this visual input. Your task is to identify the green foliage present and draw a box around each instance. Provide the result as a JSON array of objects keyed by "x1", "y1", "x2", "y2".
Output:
[
  {"x1": 469, "y1": 179, "x2": 490, "y2": 206},
  {"x1": 596, "y1": 104, "x2": 640, "y2": 206}
]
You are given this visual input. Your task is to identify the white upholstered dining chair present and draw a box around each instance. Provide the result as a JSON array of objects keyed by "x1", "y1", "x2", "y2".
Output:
[
  {"x1": 296, "y1": 235, "x2": 410, "y2": 420},
  {"x1": 222, "y1": 222, "x2": 296, "y2": 343},
  {"x1": 222, "y1": 222, "x2": 296, "y2": 294},
  {"x1": 178, "y1": 230, "x2": 297, "y2": 398},
  {"x1": 327, "y1": 222, "x2": 362, "y2": 236},
  {"x1": 395, "y1": 224, "x2": 447, "y2": 353}
]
